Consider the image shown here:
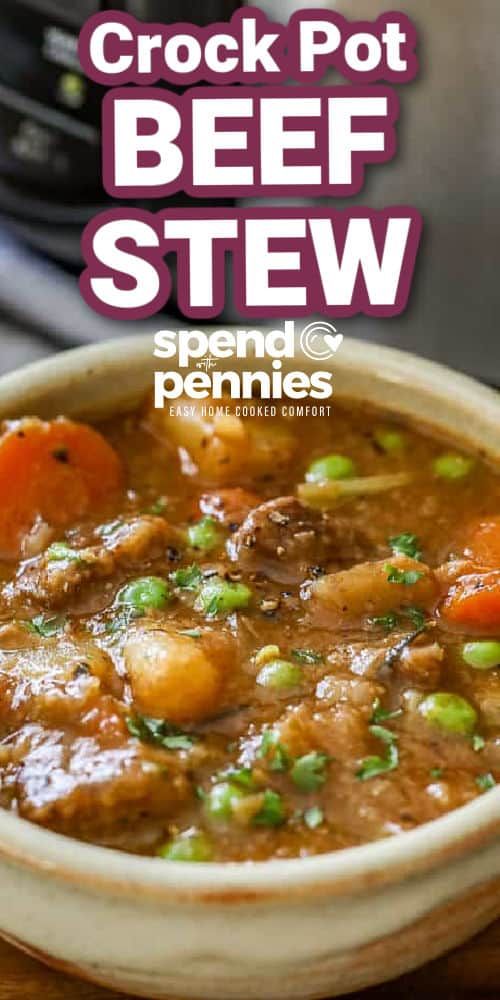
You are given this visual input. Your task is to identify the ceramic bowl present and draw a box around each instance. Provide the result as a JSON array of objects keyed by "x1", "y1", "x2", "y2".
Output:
[{"x1": 0, "y1": 335, "x2": 499, "y2": 1000}]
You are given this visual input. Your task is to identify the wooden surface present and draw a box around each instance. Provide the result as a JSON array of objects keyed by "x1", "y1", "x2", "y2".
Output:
[{"x1": 0, "y1": 920, "x2": 499, "y2": 1000}]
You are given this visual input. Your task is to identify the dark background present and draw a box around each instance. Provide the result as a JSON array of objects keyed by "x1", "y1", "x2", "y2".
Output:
[{"x1": 0, "y1": 0, "x2": 498, "y2": 377}]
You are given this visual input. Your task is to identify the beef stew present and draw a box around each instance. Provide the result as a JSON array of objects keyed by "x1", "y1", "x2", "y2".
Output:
[{"x1": 0, "y1": 398, "x2": 498, "y2": 862}]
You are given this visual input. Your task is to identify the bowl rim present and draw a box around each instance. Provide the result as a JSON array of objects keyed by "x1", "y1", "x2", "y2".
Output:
[{"x1": 0, "y1": 332, "x2": 498, "y2": 904}]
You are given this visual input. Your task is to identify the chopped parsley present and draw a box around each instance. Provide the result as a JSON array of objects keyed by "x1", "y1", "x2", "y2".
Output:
[
  {"x1": 169, "y1": 564, "x2": 203, "y2": 591},
  {"x1": 195, "y1": 578, "x2": 252, "y2": 617},
  {"x1": 25, "y1": 614, "x2": 67, "y2": 638},
  {"x1": 95, "y1": 519, "x2": 123, "y2": 539},
  {"x1": 370, "y1": 607, "x2": 426, "y2": 633},
  {"x1": 258, "y1": 730, "x2": 291, "y2": 772},
  {"x1": 370, "y1": 612, "x2": 400, "y2": 631},
  {"x1": 178, "y1": 628, "x2": 202, "y2": 639},
  {"x1": 259, "y1": 736, "x2": 331, "y2": 792},
  {"x1": 147, "y1": 497, "x2": 168, "y2": 515},
  {"x1": 252, "y1": 789, "x2": 285, "y2": 827},
  {"x1": 215, "y1": 767, "x2": 255, "y2": 789},
  {"x1": 472, "y1": 734, "x2": 486, "y2": 753},
  {"x1": 356, "y1": 744, "x2": 399, "y2": 781},
  {"x1": 126, "y1": 715, "x2": 195, "y2": 751},
  {"x1": 369, "y1": 723, "x2": 398, "y2": 745},
  {"x1": 371, "y1": 699, "x2": 403, "y2": 724},
  {"x1": 105, "y1": 607, "x2": 141, "y2": 634},
  {"x1": 405, "y1": 607, "x2": 426, "y2": 629},
  {"x1": 385, "y1": 563, "x2": 424, "y2": 586},
  {"x1": 47, "y1": 542, "x2": 83, "y2": 563},
  {"x1": 291, "y1": 648, "x2": 324, "y2": 665},
  {"x1": 388, "y1": 533, "x2": 422, "y2": 561},
  {"x1": 430, "y1": 768, "x2": 443, "y2": 779},
  {"x1": 204, "y1": 594, "x2": 221, "y2": 617},
  {"x1": 291, "y1": 752, "x2": 330, "y2": 792},
  {"x1": 476, "y1": 773, "x2": 496, "y2": 792},
  {"x1": 356, "y1": 725, "x2": 399, "y2": 781},
  {"x1": 303, "y1": 806, "x2": 324, "y2": 830}
]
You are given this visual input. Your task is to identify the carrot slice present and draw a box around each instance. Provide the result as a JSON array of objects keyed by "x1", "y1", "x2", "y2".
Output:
[
  {"x1": 0, "y1": 418, "x2": 123, "y2": 559},
  {"x1": 441, "y1": 570, "x2": 500, "y2": 629},
  {"x1": 463, "y1": 516, "x2": 500, "y2": 568}
]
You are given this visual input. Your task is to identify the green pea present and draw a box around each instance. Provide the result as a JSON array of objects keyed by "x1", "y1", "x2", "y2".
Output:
[
  {"x1": 158, "y1": 830, "x2": 212, "y2": 862},
  {"x1": 433, "y1": 453, "x2": 475, "y2": 480},
  {"x1": 187, "y1": 516, "x2": 221, "y2": 552},
  {"x1": 462, "y1": 641, "x2": 500, "y2": 670},
  {"x1": 306, "y1": 454, "x2": 356, "y2": 483},
  {"x1": 374, "y1": 428, "x2": 406, "y2": 454},
  {"x1": 419, "y1": 692, "x2": 478, "y2": 735},
  {"x1": 204, "y1": 782, "x2": 246, "y2": 823},
  {"x1": 196, "y1": 578, "x2": 252, "y2": 616},
  {"x1": 117, "y1": 576, "x2": 170, "y2": 612},
  {"x1": 256, "y1": 658, "x2": 303, "y2": 690}
]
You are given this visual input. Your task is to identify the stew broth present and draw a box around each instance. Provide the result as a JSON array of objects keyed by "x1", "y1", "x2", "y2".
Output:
[{"x1": 0, "y1": 398, "x2": 498, "y2": 861}]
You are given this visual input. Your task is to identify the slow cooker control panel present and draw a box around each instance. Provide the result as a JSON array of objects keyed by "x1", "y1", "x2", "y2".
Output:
[
  {"x1": 25, "y1": 1, "x2": 101, "y2": 27},
  {"x1": 0, "y1": 0, "x2": 242, "y2": 205},
  {"x1": 0, "y1": 1, "x2": 104, "y2": 201}
]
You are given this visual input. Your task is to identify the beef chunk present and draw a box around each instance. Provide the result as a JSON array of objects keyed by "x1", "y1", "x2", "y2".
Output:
[
  {"x1": 1, "y1": 723, "x2": 191, "y2": 848},
  {"x1": 0, "y1": 639, "x2": 119, "y2": 728},
  {"x1": 198, "y1": 488, "x2": 261, "y2": 530},
  {"x1": 227, "y1": 496, "x2": 350, "y2": 583},
  {"x1": 4, "y1": 516, "x2": 175, "y2": 612},
  {"x1": 399, "y1": 641, "x2": 444, "y2": 688}
]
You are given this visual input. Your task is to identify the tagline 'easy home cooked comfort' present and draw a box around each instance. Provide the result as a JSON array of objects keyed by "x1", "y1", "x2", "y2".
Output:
[{"x1": 0, "y1": 398, "x2": 498, "y2": 861}]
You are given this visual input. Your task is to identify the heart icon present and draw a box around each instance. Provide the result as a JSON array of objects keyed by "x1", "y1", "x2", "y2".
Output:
[{"x1": 323, "y1": 332, "x2": 343, "y2": 354}]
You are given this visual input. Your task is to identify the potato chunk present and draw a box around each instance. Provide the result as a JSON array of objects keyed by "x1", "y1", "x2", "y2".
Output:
[
  {"x1": 124, "y1": 627, "x2": 222, "y2": 724},
  {"x1": 159, "y1": 400, "x2": 296, "y2": 485},
  {"x1": 307, "y1": 556, "x2": 438, "y2": 627}
]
